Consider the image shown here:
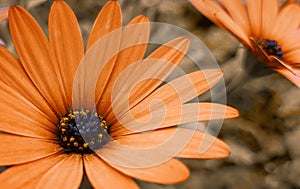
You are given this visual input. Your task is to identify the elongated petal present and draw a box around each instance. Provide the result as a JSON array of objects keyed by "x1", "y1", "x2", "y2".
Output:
[
  {"x1": 0, "y1": 7, "x2": 8, "y2": 21},
  {"x1": 49, "y1": 0, "x2": 84, "y2": 107},
  {"x1": 107, "y1": 158, "x2": 189, "y2": 184},
  {"x1": 36, "y1": 154, "x2": 83, "y2": 189},
  {"x1": 0, "y1": 134, "x2": 61, "y2": 166},
  {"x1": 0, "y1": 154, "x2": 70, "y2": 188},
  {"x1": 0, "y1": 45, "x2": 57, "y2": 121},
  {"x1": 219, "y1": 0, "x2": 250, "y2": 35},
  {"x1": 283, "y1": 49, "x2": 300, "y2": 64},
  {"x1": 261, "y1": 0, "x2": 278, "y2": 38},
  {"x1": 0, "y1": 82, "x2": 57, "y2": 139},
  {"x1": 189, "y1": 0, "x2": 222, "y2": 26},
  {"x1": 112, "y1": 69, "x2": 223, "y2": 126},
  {"x1": 272, "y1": 4, "x2": 300, "y2": 39},
  {"x1": 97, "y1": 15, "x2": 150, "y2": 117},
  {"x1": 105, "y1": 37, "x2": 189, "y2": 122},
  {"x1": 246, "y1": 0, "x2": 262, "y2": 37},
  {"x1": 84, "y1": 154, "x2": 139, "y2": 189},
  {"x1": 73, "y1": 1, "x2": 122, "y2": 110},
  {"x1": 115, "y1": 128, "x2": 230, "y2": 159},
  {"x1": 9, "y1": 6, "x2": 67, "y2": 115},
  {"x1": 111, "y1": 103, "x2": 238, "y2": 136},
  {"x1": 274, "y1": 67, "x2": 300, "y2": 88},
  {"x1": 87, "y1": 0, "x2": 122, "y2": 49},
  {"x1": 213, "y1": 4, "x2": 251, "y2": 47}
]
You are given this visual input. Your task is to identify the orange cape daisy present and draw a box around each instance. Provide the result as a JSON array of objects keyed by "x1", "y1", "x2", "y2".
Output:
[
  {"x1": 0, "y1": 0, "x2": 238, "y2": 188},
  {"x1": 190, "y1": 0, "x2": 300, "y2": 87}
]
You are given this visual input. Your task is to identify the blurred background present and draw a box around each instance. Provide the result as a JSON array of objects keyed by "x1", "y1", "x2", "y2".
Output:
[{"x1": 0, "y1": 0, "x2": 299, "y2": 188}]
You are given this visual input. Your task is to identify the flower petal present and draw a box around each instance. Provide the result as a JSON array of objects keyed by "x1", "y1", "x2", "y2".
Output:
[
  {"x1": 97, "y1": 15, "x2": 150, "y2": 118},
  {"x1": 219, "y1": 0, "x2": 250, "y2": 35},
  {"x1": 84, "y1": 154, "x2": 139, "y2": 189},
  {"x1": 112, "y1": 69, "x2": 223, "y2": 125},
  {"x1": 272, "y1": 4, "x2": 300, "y2": 39},
  {"x1": 0, "y1": 7, "x2": 8, "y2": 21},
  {"x1": 283, "y1": 49, "x2": 300, "y2": 64},
  {"x1": 0, "y1": 134, "x2": 61, "y2": 166},
  {"x1": 199, "y1": 0, "x2": 251, "y2": 47},
  {"x1": 175, "y1": 130, "x2": 231, "y2": 159},
  {"x1": 9, "y1": 6, "x2": 67, "y2": 115},
  {"x1": 0, "y1": 45, "x2": 57, "y2": 121},
  {"x1": 105, "y1": 37, "x2": 190, "y2": 122},
  {"x1": 73, "y1": 1, "x2": 122, "y2": 110},
  {"x1": 36, "y1": 154, "x2": 83, "y2": 189},
  {"x1": 246, "y1": 0, "x2": 262, "y2": 37},
  {"x1": 189, "y1": 0, "x2": 222, "y2": 26},
  {"x1": 111, "y1": 103, "x2": 238, "y2": 136},
  {"x1": 107, "y1": 158, "x2": 189, "y2": 184},
  {"x1": 274, "y1": 67, "x2": 300, "y2": 88},
  {"x1": 87, "y1": 0, "x2": 122, "y2": 49},
  {"x1": 115, "y1": 128, "x2": 230, "y2": 159},
  {"x1": 49, "y1": 0, "x2": 84, "y2": 107},
  {"x1": 0, "y1": 82, "x2": 57, "y2": 139},
  {"x1": 0, "y1": 154, "x2": 69, "y2": 188},
  {"x1": 261, "y1": 0, "x2": 278, "y2": 38}
]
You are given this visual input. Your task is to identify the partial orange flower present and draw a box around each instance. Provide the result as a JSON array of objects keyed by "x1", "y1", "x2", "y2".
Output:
[
  {"x1": 190, "y1": 0, "x2": 300, "y2": 87},
  {"x1": 0, "y1": 0, "x2": 238, "y2": 188}
]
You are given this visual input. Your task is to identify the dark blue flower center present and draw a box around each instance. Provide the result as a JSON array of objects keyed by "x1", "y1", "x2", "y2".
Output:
[
  {"x1": 58, "y1": 110, "x2": 110, "y2": 154},
  {"x1": 257, "y1": 39, "x2": 283, "y2": 60}
]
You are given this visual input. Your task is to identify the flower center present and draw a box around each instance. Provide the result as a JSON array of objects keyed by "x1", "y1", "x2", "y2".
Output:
[
  {"x1": 257, "y1": 39, "x2": 283, "y2": 60},
  {"x1": 57, "y1": 110, "x2": 110, "y2": 154}
]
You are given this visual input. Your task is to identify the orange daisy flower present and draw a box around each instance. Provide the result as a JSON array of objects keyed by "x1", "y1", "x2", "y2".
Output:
[
  {"x1": 0, "y1": 0, "x2": 238, "y2": 188},
  {"x1": 190, "y1": 0, "x2": 300, "y2": 87}
]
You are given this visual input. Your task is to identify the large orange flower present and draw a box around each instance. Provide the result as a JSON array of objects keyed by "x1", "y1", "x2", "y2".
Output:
[
  {"x1": 0, "y1": 0, "x2": 238, "y2": 188},
  {"x1": 190, "y1": 0, "x2": 300, "y2": 87}
]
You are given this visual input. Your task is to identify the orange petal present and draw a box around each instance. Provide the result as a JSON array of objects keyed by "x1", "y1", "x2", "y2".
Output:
[
  {"x1": 9, "y1": 6, "x2": 67, "y2": 115},
  {"x1": 0, "y1": 82, "x2": 57, "y2": 139},
  {"x1": 211, "y1": 2, "x2": 250, "y2": 47},
  {"x1": 73, "y1": 1, "x2": 123, "y2": 110},
  {"x1": 261, "y1": 0, "x2": 278, "y2": 38},
  {"x1": 246, "y1": 0, "x2": 262, "y2": 37},
  {"x1": 107, "y1": 158, "x2": 190, "y2": 184},
  {"x1": 105, "y1": 37, "x2": 189, "y2": 122},
  {"x1": 87, "y1": 0, "x2": 122, "y2": 49},
  {"x1": 0, "y1": 45, "x2": 57, "y2": 121},
  {"x1": 272, "y1": 4, "x2": 300, "y2": 39},
  {"x1": 176, "y1": 130, "x2": 231, "y2": 159},
  {"x1": 115, "y1": 69, "x2": 223, "y2": 121},
  {"x1": 0, "y1": 134, "x2": 61, "y2": 166},
  {"x1": 97, "y1": 15, "x2": 150, "y2": 117},
  {"x1": 280, "y1": 32, "x2": 300, "y2": 53},
  {"x1": 84, "y1": 154, "x2": 139, "y2": 189},
  {"x1": 274, "y1": 67, "x2": 300, "y2": 88},
  {"x1": 111, "y1": 103, "x2": 238, "y2": 136},
  {"x1": 0, "y1": 7, "x2": 8, "y2": 21},
  {"x1": 189, "y1": 0, "x2": 223, "y2": 26},
  {"x1": 219, "y1": 0, "x2": 250, "y2": 35},
  {"x1": 115, "y1": 128, "x2": 230, "y2": 159},
  {"x1": 0, "y1": 154, "x2": 70, "y2": 188},
  {"x1": 49, "y1": 0, "x2": 84, "y2": 107},
  {"x1": 283, "y1": 49, "x2": 300, "y2": 64},
  {"x1": 36, "y1": 154, "x2": 83, "y2": 189}
]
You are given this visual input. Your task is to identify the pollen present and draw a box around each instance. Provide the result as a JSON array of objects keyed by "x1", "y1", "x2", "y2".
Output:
[
  {"x1": 257, "y1": 39, "x2": 283, "y2": 60},
  {"x1": 57, "y1": 109, "x2": 110, "y2": 154}
]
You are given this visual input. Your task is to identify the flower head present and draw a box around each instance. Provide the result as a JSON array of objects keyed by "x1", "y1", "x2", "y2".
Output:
[
  {"x1": 190, "y1": 0, "x2": 300, "y2": 87},
  {"x1": 0, "y1": 0, "x2": 238, "y2": 188}
]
